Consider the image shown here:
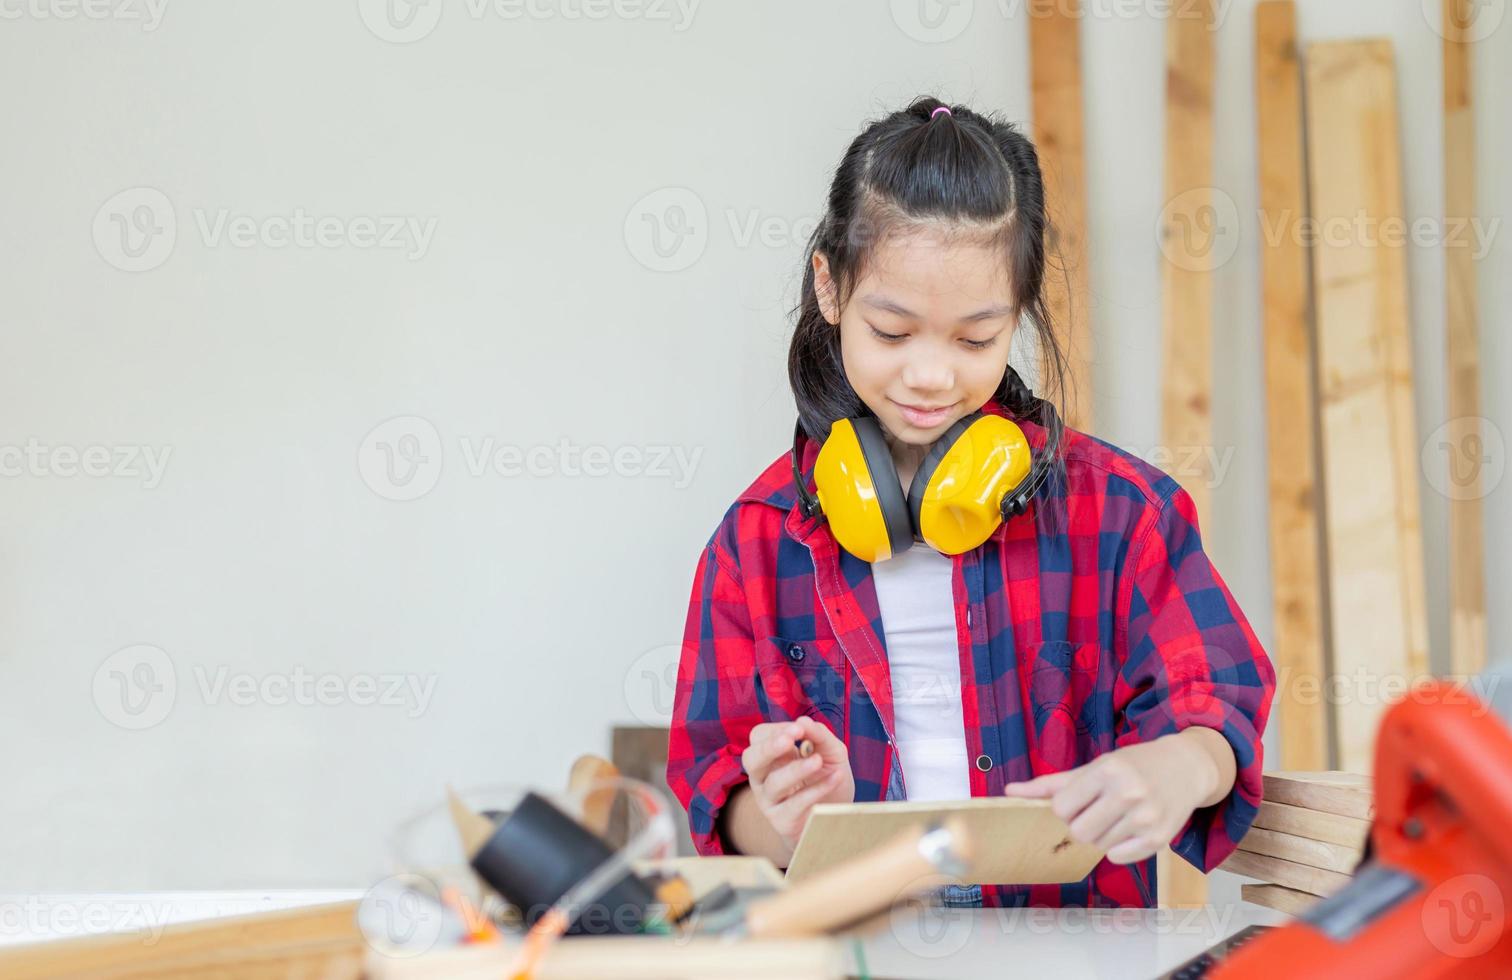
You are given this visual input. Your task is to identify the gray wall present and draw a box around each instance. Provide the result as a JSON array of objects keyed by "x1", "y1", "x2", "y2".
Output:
[{"x1": 1, "y1": 0, "x2": 1506, "y2": 893}]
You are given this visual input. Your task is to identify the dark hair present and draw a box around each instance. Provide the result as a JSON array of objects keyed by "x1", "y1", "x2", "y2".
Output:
[{"x1": 787, "y1": 96, "x2": 1071, "y2": 530}]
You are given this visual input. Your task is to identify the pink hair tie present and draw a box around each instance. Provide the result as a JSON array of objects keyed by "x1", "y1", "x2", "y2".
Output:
[{"x1": 931, "y1": 106, "x2": 952, "y2": 119}]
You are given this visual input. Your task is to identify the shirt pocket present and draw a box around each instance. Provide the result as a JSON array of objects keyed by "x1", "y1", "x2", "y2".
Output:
[
  {"x1": 754, "y1": 634, "x2": 846, "y2": 730},
  {"x1": 1026, "y1": 640, "x2": 1110, "y2": 765}
]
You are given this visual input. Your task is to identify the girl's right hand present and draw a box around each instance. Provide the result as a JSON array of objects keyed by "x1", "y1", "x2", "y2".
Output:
[{"x1": 740, "y1": 714, "x2": 854, "y2": 855}]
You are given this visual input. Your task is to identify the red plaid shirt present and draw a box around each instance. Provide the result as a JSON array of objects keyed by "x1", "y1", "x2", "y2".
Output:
[{"x1": 666, "y1": 398, "x2": 1275, "y2": 906}]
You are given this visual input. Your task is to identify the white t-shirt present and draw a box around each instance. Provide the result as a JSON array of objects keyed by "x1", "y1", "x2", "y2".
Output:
[{"x1": 870, "y1": 542, "x2": 972, "y2": 801}]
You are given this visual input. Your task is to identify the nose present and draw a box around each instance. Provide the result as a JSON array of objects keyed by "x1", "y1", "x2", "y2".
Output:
[{"x1": 900, "y1": 346, "x2": 955, "y2": 395}]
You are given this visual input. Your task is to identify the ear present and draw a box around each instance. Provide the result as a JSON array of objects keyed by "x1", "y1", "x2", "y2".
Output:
[{"x1": 812, "y1": 251, "x2": 840, "y2": 325}]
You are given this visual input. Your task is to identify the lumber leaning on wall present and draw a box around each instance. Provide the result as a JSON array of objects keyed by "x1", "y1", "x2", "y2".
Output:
[
  {"x1": 1442, "y1": 0, "x2": 1488, "y2": 677},
  {"x1": 1303, "y1": 39, "x2": 1430, "y2": 775},
  {"x1": 1157, "y1": 0, "x2": 1216, "y2": 910},
  {"x1": 1028, "y1": 0, "x2": 1094, "y2": 432},
  {"x1": 1253, "y1": 0, "x2": 1330, "y2": 772}
]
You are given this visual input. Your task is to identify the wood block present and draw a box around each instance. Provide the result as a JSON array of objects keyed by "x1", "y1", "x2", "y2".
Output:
[
  {"x1": 1221, "y1": 849, "x2": 1351, "y2": 897},
  {"x1": 784, "y1": 798, "x2": 1103, "y2": 887},
  {"x1": 1253, "y1": 800, "x2": 1370, "y2": 848},
  {"x1": 1028, "y1": 0, "x2": 1094, "y2": 431},
  {"x1": 1237, "y1": 828, "x2": 1363, "y2": 875},
  {"x1": 1241, "y1": 883, "x2": 1323, "y2": 916},
  {"x1": 1262, "y1": 770, "x2": 1372, "y2": 819},
  {"x1": 1304, "y1": 39, "x2": 1431, "y2": 774},
  {"x1": 1158, "y1": 0, "x2": 1217, "y2": 910},
  {"x1": 1254, "y1": 0, "x2": 1330, "y2": 773},
  {"x1": 0, "y1": 901, "x2": 362, "y2": 980},
  {"x1": 1442, "y1": 0, "x2": 1488, "y2": 676},
  {"x1": 365, "y1": 936, "x2": 845, "y2": 980}
]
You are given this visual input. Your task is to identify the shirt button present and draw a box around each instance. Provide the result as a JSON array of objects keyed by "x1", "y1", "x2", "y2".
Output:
[
  {"x1": 975, "y1": 754, "x2": 993, "y2": 772},
  {"x1": 966, "y1": 609, "x2": 972, "y2": 628},
  {"x1": 786, "y1": 643, "x2": 806, "y2": 663}
]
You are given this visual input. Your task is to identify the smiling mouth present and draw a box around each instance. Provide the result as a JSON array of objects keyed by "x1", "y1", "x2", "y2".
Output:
[{"x1": 891, "y1": 400, "x2": 957, "y2": 426}]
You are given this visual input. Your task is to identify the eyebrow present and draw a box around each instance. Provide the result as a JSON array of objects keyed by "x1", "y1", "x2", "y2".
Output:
[{"x1": 860, "y1": 294, "x2": 1015, "y2": 323}]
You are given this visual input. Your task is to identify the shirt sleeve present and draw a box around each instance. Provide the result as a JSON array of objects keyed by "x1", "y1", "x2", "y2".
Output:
[
  {"x1": 664, "y1": 518, "x2": 763, "y2": 856},
  {"x1": 1114, "y1": 485, "x2": 1277, "y2": 873}
]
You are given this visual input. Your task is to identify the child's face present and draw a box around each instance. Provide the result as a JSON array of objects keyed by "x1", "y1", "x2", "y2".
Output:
[{"x1": 813, "y1": 228, "x2": 1017, "y2": 446}]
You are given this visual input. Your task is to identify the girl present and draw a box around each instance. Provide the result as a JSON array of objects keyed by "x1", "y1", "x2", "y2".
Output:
[{"x1": 666, "y1": 98, "x2": 1275, "y2": 907}]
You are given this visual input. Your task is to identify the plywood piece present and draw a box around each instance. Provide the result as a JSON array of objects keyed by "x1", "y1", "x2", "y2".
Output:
[
  {"x1": 1241, "y1": 882, "x2": 1322, "y2": 916},
  {"x1": 1443, "y1": 0, "x2": 1488, "y2": 676},
  {"x1": 784, "y1": 798, "x2": 1103, "y2": 886},
  {"x1": 1220, "y1": 849, "x2": 1352, "y2": 897},
  {"x1": 0, "y1": 901, "x2": 362, "y2": 980},
  {"x1": 1253, "y1": 800, "x2": 1370, "y2": 848},
  {"x1": 1254, "y1": 0, "x2": 1331, "y2": 773},
  {"x1": 1238, "y1": 828, "x2": 1363, "y2": 875},
  {"x1": 1158, "y1": 0, "x2": 1217, "y2": 910},
  {"x1": 1304, "y1": 39, "x2": 1430, "y2": 775},
  {"x1": 366, "y1": 936, "x2": 845, "y2": 980},
  {"x1": 1028, "y1": 0, "x2": 1094, "y2": 431},
  {"x1": 1262, "y1": 770, "x2": 1373, "y2": 819}
]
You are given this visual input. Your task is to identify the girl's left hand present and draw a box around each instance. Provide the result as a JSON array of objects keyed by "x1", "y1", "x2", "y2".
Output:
[{"x1": 1001, "y1": 734, "x2": 1216, "y2": 864}]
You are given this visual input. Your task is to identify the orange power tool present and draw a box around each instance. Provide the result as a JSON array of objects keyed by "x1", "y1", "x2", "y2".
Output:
[{"x1": 1213, "y1": 677, "x2": 1512, "y2": 979}]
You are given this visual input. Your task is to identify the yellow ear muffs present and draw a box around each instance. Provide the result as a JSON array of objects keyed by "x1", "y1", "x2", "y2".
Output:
[
  {"x1": 907, "y1": 412, "x2": 1034, "y2": 555},
  {"x1": 811, "y1": 417, "x2": 915, "y2": 563}
]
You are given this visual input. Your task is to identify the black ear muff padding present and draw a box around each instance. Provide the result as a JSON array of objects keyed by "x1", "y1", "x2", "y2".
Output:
[
  {"x1": 906, "y1": 412, "x2": 983, "y2": 531},
  {"x1": 850, "y1": 416, "x2": 916, "y2": 560}
]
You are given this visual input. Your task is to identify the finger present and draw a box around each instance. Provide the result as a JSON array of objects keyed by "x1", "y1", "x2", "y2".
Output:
[
  {"x1": 794, "y1": 715, "x2": 845, "y2": 764},
  {"x1": 1105, "y1": 833, "x2": 1161, "y2": 865},
  {"x1": 1091, "y1": 808, "x2": 1148, "y2": 853},
  {"x1": 766, "y1": 769, "x2": 844, "y2": 825},
  {"x1": 760, "y1": 754, "x2": 826, "y2": 806},
  {"x1": 1002, "y1": 771, "x2": 1074, "y2": 798},
  {"x1": 742, "y1": 723, "x2": 804, "y2": 784},
  {"x1": 1066, "y1": 792, "x2": 1129, "y2": 847},
  {"x1": 1046, "y1": 766, "x2": 1106, "y2": 825}
]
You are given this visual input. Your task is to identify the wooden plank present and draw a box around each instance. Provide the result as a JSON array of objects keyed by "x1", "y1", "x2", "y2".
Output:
[
  {"x1": 1028, "y1": 0, "x2": 1094, "y2": 431},
  {"x1": 1254, "y1": 0, "x2": 1331, "y2": 773},
  {"x1": 1220, "y1": 849, "x2": 1352, "y2": 897},
  {"x1": 784, "y1": 797, "x2": 1102, "y2": 886},
  {"x1": 1261, "y1": 770, "x2": 1373, "y2": 819},
  {"x1": 0, "y1": 901, "x2": 362, "y2": 980},
  {"x1": 1241, "y1": 883, "x2": 1323, "y2": 916},
  {"x1": 1158, "y1": 0, "x2": 1217, "y2": 911},
  {"x1": 1442, "y1": 0, "x2": 1488, "y2": 676},
  {"x1": 1253, "y1": 800, "x2": 1370, "y2": 848},
  {"x1": 1237, "y1": 827, "x2": 1363, "y2": 874},
  {"x1": 1304, "y1": 39, "x2": 1430, "y2": 774}
]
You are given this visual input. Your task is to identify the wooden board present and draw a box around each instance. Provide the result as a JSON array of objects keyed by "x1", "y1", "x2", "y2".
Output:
[
  {"x1": 1237, "y1": 827, "x2": 1364, "y2": 875},
  {"x1": 366, "y1": 936, "x2": 845, "y2": 980},
  {"x1": 0, "y1": 901, "x2": 362, "y2": 980},
  {"x1": 1261, "y1": 770, "x2": 1372, "y2": 819},
  {"x1": 1252, "y1": 800, "x2": 1370, "y2": 848},
  {"x1": 1241, "y1": 883, "x2": 1322, "y2": 916},
  {"x1": 784, "y1": 798, "x2": 1103, "y2": 886},
  {"x1": 1304, "y1": 39, "x2": 1430, "y2": 774},
  {"x1": 1220, "y1": 849, "x2": 1351, "y2": 897},
  {"x1": 1028, "y1": 0, "x2": 1094, "y2": 431},
  {"x1": 1254, "y1": 0, "x2": 1331, "y2": 773},
  {"x1": 1158, "y1": 0, "x2": 1217, "y2": 910},
  {"x1": 1443, "y1": 0, "x2": 1488, "y2": 676}
]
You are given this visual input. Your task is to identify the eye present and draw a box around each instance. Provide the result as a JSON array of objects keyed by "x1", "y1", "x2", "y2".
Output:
[
  {"x1": 868, "y1": 324, "x2": 906, "y2": 343},
  {"x1": 961, "y1": 335, "x2": 999, "y2": 350}
]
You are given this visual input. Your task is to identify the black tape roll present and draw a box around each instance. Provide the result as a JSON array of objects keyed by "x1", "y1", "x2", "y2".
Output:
[{"x1": 470, "y1": 790, "x2": 656, "y2": 936}]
